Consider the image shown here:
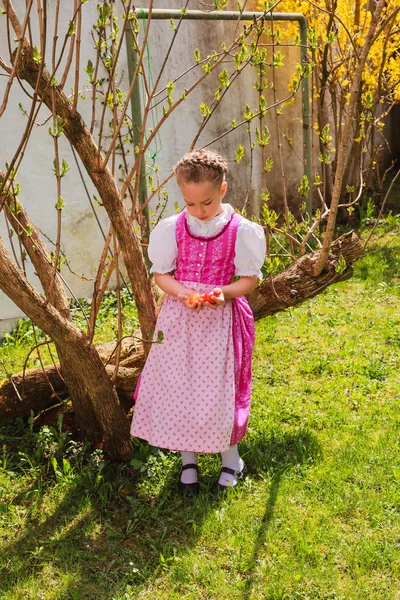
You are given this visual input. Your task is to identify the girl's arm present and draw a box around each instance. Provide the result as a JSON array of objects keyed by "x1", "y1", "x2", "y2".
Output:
[
  {"x1": 220, "y1": 275, "x2": 258, "y2": 299},
  {"x1": 154, "y1": 272, "x2": 189, "y2": 297},
  {"x1": 204, "y1": 276, "x2": 258, "y2": 310}
]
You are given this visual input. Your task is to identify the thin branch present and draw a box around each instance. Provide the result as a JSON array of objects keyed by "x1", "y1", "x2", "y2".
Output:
[
  {"x1": 0, "y1": 55, "x2": 12, "y2": 74},
  {"x1": 21, "y1": 339, "x2": 64, "y2": 404},
  {"x1": 363, "y1": 168, "x2": 400, "y2": 250},
  {"x1": 59, "y1": 0, "x2": 78, "y2": 89},
  {"x1": 71, "y1": 0, "x2": 82, "y2": 116},
  {"x1": 338, "y1": 163, "x2": 364, "y2": 208},
  {"x1": 0, "y1": 0, "x2": 34, "y2": 117}
]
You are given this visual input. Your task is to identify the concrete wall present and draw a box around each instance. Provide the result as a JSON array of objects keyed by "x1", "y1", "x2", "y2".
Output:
[
  {"x1": 0, "y1": 1, "x2": 117, "y2": 336},
  {"x1": 0, "y1": 0, "x2": 307, "y2": 337}
]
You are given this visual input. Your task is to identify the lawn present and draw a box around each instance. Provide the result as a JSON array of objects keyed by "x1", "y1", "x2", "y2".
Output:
[{"x1": 0, "y1": 219, "x2": 399, "y2": 599}]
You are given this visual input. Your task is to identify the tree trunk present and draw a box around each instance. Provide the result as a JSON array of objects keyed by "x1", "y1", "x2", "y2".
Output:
[
  {"x1": 0, "y1": 231, "x2": 364, "y2": 424},
  {"x1": 0, "y1": 179, "x2": 133, "y2": 459},
  {"x1": 0, "y1": 234, "x2": 133, "y2": 461},
  {"x1": 248, "y1": 230, "x2": 362, "y2": 320}
]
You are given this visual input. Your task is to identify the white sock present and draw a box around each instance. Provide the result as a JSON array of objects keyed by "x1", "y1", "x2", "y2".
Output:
[
  {"x1": 219, "y1": 444, "x2": 244, "y2": 487},
  {"x1": 180, "y1": 451, "x2": 198, "y2": 484}
]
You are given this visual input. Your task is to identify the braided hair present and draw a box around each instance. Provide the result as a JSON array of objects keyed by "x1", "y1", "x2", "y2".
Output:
[{"x1": 174, "y1": 149, "x2": 228, "y2": 188}]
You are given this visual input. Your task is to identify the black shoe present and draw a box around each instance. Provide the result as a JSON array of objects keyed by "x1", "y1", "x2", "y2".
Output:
[
  {"x1": 177, "y1": 463, "x2": 200, "y2": 497},
  {"x1": 212, "y1": 462, "x2": 249, "y2": 496}
]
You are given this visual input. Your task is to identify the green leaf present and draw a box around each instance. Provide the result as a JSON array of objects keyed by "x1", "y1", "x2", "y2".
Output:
[
  {"x1": 194, "y1": 48, "x2": 201, "y2": 63},
  {"x1": 264, "y1": 157, "x2": 273, "y2": 172},
  {"x1": 320, "y1": 124, "x2": 332, "y2": 145},
  {"x1": 33, "y1": 45, "x2": 42, "y2": 65},
  {"x1": 60, "y1": 158, "x2": 70, "y2": 177},
  {"x1": 218, "y1": 69, "x2": 229, "y2": 89},
  {"x1": 55, "y1": 196, "x2": 65, "y2": 210},
  {"x1": 84, "y1": 59, "x2": 94, "y2": 83},
  {"x1": 263, "y1": 256, "x2": 281, "y2": 277},
  {"x1": 335, "y1": 254, "x2": 347, "y2": 275},
  {"x1": 272, "y1": 51, "x2": 284, "y2": 68},
  {"x1": 298, "y1": 175, "x2": 310, "y2": 198},
  {"x1": 67, "y1": 19, "x2": 76, "y2": 36},
  {"x1": 48, "y1": 115, "x2": 64, "y2": 138},
  {"x1": 243, "y1": 104, "x2": 254, "y2": 121},
  {"x1": 51, "y1": 455, "x2": 60, "y2": 476},
  {"x1": 256, "y1": 126, "x2": 271, "y2": 147},
  {"x1": 314, "y1": 173, "x2": 322, "y2": 187},
  {"x1": 262, "y1": 200, "x2": 278, "y2": 228},
  {"x1": 235, "y1": 145, "x2": 245, "y2": 163},
  {"x1": 260, "y1": 188, "x2": 271, "y2": 204},
  {"x1": 200, "y1": 103, "x2": 211, "y2": 117}
]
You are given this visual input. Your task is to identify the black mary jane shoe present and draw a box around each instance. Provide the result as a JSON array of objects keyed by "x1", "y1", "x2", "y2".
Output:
[
  {"x1": 212, "y1": 462, "x2": 249, "y2": 496},
  {"x1": 177, "y1": 463, "x2": 200, "y2": 498}
]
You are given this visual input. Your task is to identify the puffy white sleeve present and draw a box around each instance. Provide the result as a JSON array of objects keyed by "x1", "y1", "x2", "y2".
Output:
[
  {"x1": 148, "y1": 214, "x2": 179, "y2": 274},
  {"x1": 234, "y1": 219, "x2": 266, "y2": 279}
]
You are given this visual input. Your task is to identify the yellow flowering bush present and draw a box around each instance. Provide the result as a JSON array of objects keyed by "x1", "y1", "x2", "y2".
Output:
[{"x1": 258, "y1": 0, "x2": 400, "y2": 203}]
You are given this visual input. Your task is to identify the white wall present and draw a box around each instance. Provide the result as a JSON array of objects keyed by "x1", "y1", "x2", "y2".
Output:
[{"x1": 0, "y1": 1, "x2": 118, "y2": 336}]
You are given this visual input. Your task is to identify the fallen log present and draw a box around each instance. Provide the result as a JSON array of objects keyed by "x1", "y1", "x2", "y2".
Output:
[
  {"x1": 0, "y1": 341, "x2": 145, "y2": 424},
  {"x1": 249, "y1": 230, "x2": 363, "y2": 320},
  {"x1": 0, "y1": 231, "x2": 364, "y2": 425}
]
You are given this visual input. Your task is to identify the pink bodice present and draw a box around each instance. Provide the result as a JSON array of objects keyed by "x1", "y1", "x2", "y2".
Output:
[{"x1": 174, "y1": 210, "x2": 241, "y2": 285}]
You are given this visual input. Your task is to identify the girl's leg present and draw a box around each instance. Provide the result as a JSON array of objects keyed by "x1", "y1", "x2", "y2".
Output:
[
  {"x1": 180, "y1": 451, "x2": 198, "y2": 484},
  {"x1": 219, "y1": 444, "x2": 244, "y2": 487}
]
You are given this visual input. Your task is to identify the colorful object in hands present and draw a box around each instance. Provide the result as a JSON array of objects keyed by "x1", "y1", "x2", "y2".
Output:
[{"x1": 189, "y1": 289, "x2": 221, "y2": 305}]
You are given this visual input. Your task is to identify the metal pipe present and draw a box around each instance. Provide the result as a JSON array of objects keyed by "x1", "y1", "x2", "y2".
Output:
[
  {"x1": 131, "y1": 8, "x2": 312, "y2": 217},
  {"x1": 125, "y1": 27, "x2": 152, "y2": 271}
]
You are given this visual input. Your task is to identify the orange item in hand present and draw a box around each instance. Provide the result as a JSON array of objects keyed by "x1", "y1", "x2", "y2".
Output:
[{"x1": 189, "y1": 292, "x2": 202, "y2": 305}]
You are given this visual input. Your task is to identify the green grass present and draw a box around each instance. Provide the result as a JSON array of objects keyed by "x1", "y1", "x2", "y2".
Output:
[
  {"x1": 0, "y1": 287, "x2": 139, "y2": 383},
  {"x1": 0, "y1": 221, "x2": 400, "y2": 599}
]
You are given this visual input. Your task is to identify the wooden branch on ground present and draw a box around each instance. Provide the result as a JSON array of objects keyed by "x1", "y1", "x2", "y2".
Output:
[
  {"x1": 0, "y1": 231, "x2": 364, "y2": 424},
  {"x1": 249, "y1": 230, "x2": 363, "y2": 321}
]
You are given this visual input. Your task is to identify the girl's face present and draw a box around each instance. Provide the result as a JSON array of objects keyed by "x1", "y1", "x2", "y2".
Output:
[{"x1": 179, "y1": 179, "x2": 228, "y2": 222}]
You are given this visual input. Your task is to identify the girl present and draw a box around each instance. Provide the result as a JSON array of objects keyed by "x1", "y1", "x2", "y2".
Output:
[{"x1": 130, "y1": 149, "x2": 266, "y2": 496}]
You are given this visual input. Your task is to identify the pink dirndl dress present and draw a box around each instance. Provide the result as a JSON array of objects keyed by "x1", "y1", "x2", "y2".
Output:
[{"x1": 130, "y1": 210, "x2": 255, "y2": 453}]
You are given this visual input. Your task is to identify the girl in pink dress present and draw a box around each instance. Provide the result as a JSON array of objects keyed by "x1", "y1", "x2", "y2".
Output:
[{"x1": 130, "y1": 149, "x2": 266, "y2": 496}]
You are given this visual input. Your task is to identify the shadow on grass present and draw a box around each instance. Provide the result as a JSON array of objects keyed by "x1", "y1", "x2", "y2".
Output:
[
  {"x1": 240, "y1": 430, "x2": 322, "y2": 600},
  {"x1": 0, "y1": 429, "x2": 321, "y2": 600},
  {"x1": 354, "y1": 244, "x2": 400, "y2": 286}
]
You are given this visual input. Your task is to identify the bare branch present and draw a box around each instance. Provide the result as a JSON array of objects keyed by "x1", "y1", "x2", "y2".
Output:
[{"x1": 0, "y1": 55, "x2": 12, "y2": 74}]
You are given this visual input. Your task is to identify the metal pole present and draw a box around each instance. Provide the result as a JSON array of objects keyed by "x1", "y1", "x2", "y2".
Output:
[
  {"x1": 125, "y1": 27, "x2": 152, "y2": 272},
  {"x1": 131, "y1": 8, "x2": 312, "y2": 218}
]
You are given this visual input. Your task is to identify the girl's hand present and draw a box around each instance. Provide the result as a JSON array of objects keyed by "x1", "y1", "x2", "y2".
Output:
[
  {"x1": 204, "y1": 287, "x2": 224, "y2": 310},
  {"x1": 177, "y1": 290, "x2": 204, "y2": 313}
]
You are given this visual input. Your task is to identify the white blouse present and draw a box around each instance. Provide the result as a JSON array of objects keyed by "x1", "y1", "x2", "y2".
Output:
[{"x1": 148, "y1": 203, "x2": 266, "y2": 279}]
